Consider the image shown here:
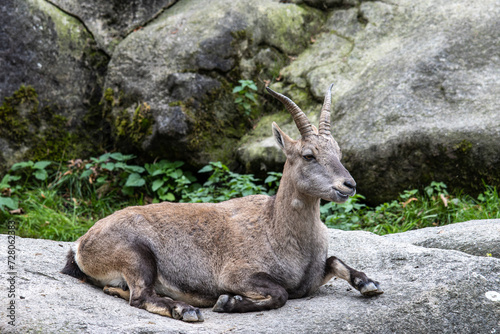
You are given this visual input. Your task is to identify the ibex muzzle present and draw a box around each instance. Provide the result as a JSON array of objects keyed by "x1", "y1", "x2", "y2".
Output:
[{"x1": 62, "y1": 84, "x2": 382, "y2": 322}]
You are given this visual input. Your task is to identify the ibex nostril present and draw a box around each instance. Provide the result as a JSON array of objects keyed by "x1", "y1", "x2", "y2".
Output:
[{"x1": 344, "y1": 179, "x2": 356, "y2": 190}]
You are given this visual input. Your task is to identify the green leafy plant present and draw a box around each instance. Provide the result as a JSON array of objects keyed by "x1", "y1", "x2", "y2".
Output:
[
  {"x1": 185, "y1": 162, "x2": 266, "y2": 203},
  {"x1": 2, "y1": 153, "x2": 500, "y2": 242},
  {"x1": 321, "y1": 181, "x2": 500, "y2": 235},
  {"x1": 264, "y1": 172, "x2": 282, "y2": 196},
  {"x1": 10, "y1": 160, "x2": 52, "y2": 184},
  {"x1": 0, "y1": 174, "x2": 21, "y2": 212},
  {"x1": 88, "y1": 152, "x2": 144, "y2": 182},
  {"x1": 424, "y1": 181, "x2": 448, "y2": 197},
  {"x1": 321, "y1": 194, "x2": 367, "y2": 230},
  {"x1": 76, "y1": 152, "x2": 145, "y2": 197},
  {"x1": 145, "y1": 160, "x2": 197, "y2": 202},
  {"x1": 233, "y1": 79, "x2": 258, "y2": 117}
]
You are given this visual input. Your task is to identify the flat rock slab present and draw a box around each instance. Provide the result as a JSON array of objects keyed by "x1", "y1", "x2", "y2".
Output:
[
  {"x1": 384, "y1": 219, "x2": 500, "y2": 258},
  {"x1": 1, "y1": 220, "x2": 499, "y2": 333}
]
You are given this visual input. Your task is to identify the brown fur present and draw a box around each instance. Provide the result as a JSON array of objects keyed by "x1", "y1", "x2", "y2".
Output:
[{"x1": 62, "y1": 85, "x2": 382, "y2": 322}]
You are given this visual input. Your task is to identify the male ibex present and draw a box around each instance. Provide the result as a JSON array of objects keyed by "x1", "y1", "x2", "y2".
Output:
[{"x1": 62, "y1": 84, "x2": 383, "y2": 322}]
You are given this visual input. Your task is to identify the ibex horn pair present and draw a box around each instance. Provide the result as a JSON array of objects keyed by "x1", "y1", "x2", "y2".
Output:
[{"x1": 266, "y1": 83, "x2": 334, "y2": 138}]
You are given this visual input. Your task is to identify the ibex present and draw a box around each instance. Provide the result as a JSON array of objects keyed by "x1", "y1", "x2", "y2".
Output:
[{"x1": 62, "y1": 84, "x2": 383, "y2": 322}]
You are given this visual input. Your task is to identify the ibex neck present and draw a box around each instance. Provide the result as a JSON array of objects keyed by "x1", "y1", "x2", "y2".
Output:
[{"x1": 271, "y1": 162, "x2": 322, "y2": 237}]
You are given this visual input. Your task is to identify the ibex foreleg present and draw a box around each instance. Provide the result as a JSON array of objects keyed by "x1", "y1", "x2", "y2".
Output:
[
  {"x1": 213, "y1": 272, "x2": 288, "y2": 313},
  {"x1": 324, "y1": 256, "x2": 383, "y2": 296}
]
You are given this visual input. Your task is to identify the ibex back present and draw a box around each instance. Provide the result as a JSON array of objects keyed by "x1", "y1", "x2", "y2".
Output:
[{"x1": 62, "y1": 84, "x2": 383, "y2": 322}]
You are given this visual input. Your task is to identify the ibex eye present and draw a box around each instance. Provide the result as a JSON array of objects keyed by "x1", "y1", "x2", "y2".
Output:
[{"x1": 303, "y1": 155, "x2": 315, "y2": 161}]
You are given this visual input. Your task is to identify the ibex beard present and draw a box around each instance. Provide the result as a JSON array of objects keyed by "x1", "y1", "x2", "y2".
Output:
[{"x1": 62, "y1": 84, "x2": 383, "y2": 322}]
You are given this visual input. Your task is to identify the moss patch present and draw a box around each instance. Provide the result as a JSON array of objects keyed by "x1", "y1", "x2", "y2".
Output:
[
  {"x1": 0, "y1": 86, "x2": 110, "y2": 172},
  {"x1": 183, "y1": 84, "x2": 248, "y2": 167},
  {"x1": 28, "y1": 112, "x2": 81, "y2": 162},
  {"x1": 262, "y1": 4, "x2": 325, "y2": 55},
  {"x1": 114, "y1": 102, "x2": 154, "y2": 147},
  {"x1": 101, "y1": 88, "x2": 154, "y2": 152},
  {"x1": 454, "y1": 139, "x2": 473, "y2": 154},
  {"x1": 0, "y1": 86, "x2": 38, "y2": 143}
]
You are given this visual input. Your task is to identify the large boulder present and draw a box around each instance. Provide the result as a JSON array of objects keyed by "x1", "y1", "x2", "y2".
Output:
[
  {"x1": 238, "y1": 0, "x2": 500, "y2": 203},
  {"x1": 1, "y1": 220, "x2": 499, "y2": 333},
  {"x1": 48, "y1": 0, "x2": 178, "y2": 55},
  {"x1": 0, "y1": 0, "x2": 108, "y2": 125},
  {"x1": 0, "y1": 0, "x2": 108, "y2": 171},
  {"x1": 104, "y1": 0, "x2": 323, "y2": 166}
]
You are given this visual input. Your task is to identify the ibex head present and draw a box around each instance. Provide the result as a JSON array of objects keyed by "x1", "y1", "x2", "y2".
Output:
[{"x1": 267, "y1": 84, "x2": 356, "y2": 203}]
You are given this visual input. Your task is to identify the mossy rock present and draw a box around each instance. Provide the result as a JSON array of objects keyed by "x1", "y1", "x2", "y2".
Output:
[
  {"x1": 0, "y1": 86, "x2": 102, "y2": 173},
  {"x1": 1, "y1": 0, "x2": 108, "y2": 136},
  {"x1": 271, "y1": 0, "x2": 500, "y2": 203},
  {"x1": 47, "y1": 0, "x2": 178, "y2": 55},
  {"x1": 103, "y1": 0, "x2": 325, "y2": 168}
]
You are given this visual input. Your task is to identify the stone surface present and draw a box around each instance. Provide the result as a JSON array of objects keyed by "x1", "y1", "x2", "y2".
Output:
[
  {"x1": 1, "y1": 220, "x2": 499, "y2": 333},
  {"x1": 384, "y1": 219, "x2": 500, "y2": 258},
  {"x1": 0, "y1": 0, "x2": 107, "y2": 125},
  {"x1": 0, "y1": 0, "x2": 108, "y2": 172},
  {"x1": 239, "y1": 0, "x2": 500, "y2": 203},
  {"x1": 48, "y1": 0, "x2": 178, "y2": 55},
  {"x1": 104, "y1": 0, "x2": 323, "y2": 166}
]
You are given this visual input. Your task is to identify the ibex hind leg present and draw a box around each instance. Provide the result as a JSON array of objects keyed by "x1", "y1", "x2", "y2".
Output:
[
  {"x1": 128, "y1": 285, "x2": 204, "y2": 322},
  {"x1": 324, "y1": 256, "x2": 383, "y2": 296},
  {"x1": 104, "y1": 286, "x2": 130, "y2": 300},
  {"x1": 213, "y1": 272, "x2": 288, "y2": 313},
  {"x1": 104, "y1": 243, "x2": 204, "y2": 322}
]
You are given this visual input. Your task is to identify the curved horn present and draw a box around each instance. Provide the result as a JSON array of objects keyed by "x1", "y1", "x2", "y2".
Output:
[
  {"x1": 266, "y1": 87, "x2": 313, "y2": 138},
  {"x1": 318, "y1": 83, "x2": 334, "y2": 137}
]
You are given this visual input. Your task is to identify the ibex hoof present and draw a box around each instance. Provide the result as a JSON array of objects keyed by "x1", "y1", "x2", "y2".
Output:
[
  {"x1": 212, "y1": 294, "x2": 230, "y2": 312},
  {"x1": 360, "y1": 281, "x2": 384, "y2": 297},
  {"x1": 172, "y1": 304, "x2": 204, "y2": 322},
  {"x1": 213, "y1": 294, "x2": 244, "y2": 312}
]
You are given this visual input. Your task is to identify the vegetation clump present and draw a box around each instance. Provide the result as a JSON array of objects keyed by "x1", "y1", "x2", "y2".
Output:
[
  {"x1": 320, "y1": 181, "x2": 500, "y2": 234},
  {"x1": 114, "y1": 102, "x2": 154, "y2": 148},
  {"x1": 233, "y1": 80, "x2": 259, "y2": 118}
]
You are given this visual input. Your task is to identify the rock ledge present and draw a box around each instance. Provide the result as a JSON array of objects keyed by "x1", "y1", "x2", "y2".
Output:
[{"x1": 1, "y1": 220, "x2": 499, "y2": 333}]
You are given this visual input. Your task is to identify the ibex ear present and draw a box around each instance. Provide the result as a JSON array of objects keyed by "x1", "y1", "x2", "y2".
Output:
[{"x1": 272, "y1": 122, "x2": 293, "y2": 152}]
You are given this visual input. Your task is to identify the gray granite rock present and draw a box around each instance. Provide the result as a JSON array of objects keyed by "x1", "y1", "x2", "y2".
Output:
[
  {"x1": 384, "y1": 219, "x2": 500, "y2": 258},
  {"x1": 48, "y1": 0, "x2": 178, "y2": 55},
  {"x1": 1, "y1": 220, "x2": 499, "y2": 333},
  {"x1": 239, "y1": 0, "x2": 500, "y2": 203},
  {"x1": 104, "y1": 0, "x2": 323, "y2": 165}
]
